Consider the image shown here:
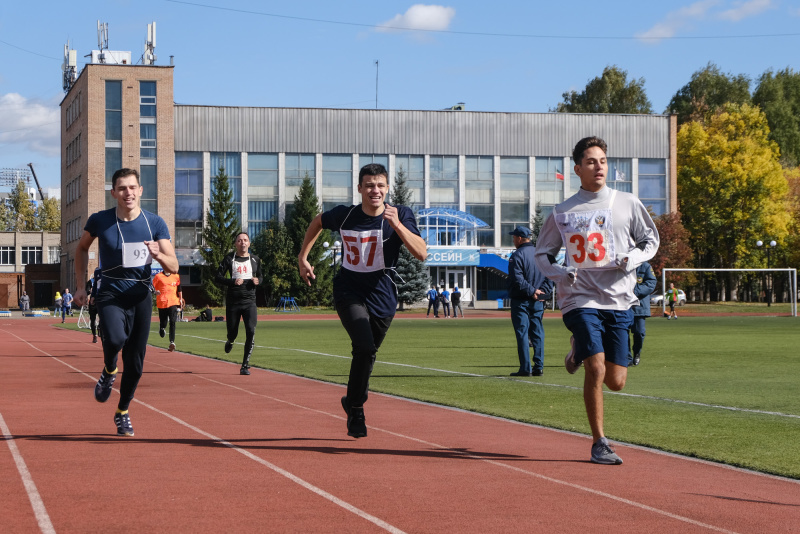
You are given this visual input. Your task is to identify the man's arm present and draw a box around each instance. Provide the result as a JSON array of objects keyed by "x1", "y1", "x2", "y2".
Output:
[
  {"x1": 72, "y1": 231, "x2": 95, "y2": 308},
  {"x1": 533, "y1": 214, "x2": 574, "y2": 284},
  {"x1": 298, "y1": 214, "x2": 324, "y2": 286},
  {"x1": 384, "y1": 205, "x2": 427, "y2": 261},
  {"x1": 635, "y1": 265, "x2": 657, "y2": 300},
  {"x1": 215, "y1": 254, "x2": 234, "y2": 287},
  {"x1": 251, "y1": 256, "x2": 264, "y2": 287}
]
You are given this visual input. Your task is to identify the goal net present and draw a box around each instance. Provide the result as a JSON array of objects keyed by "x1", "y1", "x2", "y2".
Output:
[{"x1": 661, "y1": 268, "x2": 798, "y2": 317}]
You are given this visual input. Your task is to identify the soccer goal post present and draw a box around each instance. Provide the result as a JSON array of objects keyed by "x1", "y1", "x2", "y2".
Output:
[{"x1": 661, "y1": 268, "x2": 798, "y2": 317}]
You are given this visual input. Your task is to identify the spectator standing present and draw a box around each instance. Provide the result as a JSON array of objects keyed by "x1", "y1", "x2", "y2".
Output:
[
  {"x1": 629, "y1": 261, "x2": 656, "y2": 366},
  {"x1": 666, "y1": 282, "x2": 680, "y2": 320},
  {"x1": 441, "y1": 287, "x2": 451, "y2": 318},
  {"x1": 426, "y1": 286, "x2": 440, "y2": 318},
  {"x1": 451, "y1": 286, "x2": 463, "y2": 318},
  {"x1": 61, "y1": 289, "x2": 73, "y2": 323}
]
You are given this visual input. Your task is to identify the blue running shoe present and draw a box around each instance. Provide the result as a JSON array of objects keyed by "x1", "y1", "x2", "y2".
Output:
[
  {"x1": 94, "y1": 368, "x2": 116, "y2": 403},
  {"x1": 114, "y1": 412, "x2": 134, "y2": 437}
]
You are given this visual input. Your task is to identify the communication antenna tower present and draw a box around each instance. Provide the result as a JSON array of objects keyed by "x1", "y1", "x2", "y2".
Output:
[
  {"x1": 96, "y1": 21, "x2": 109, "y2": 63},
  {"x1": 143, "y1": 22, "x2": 157, "y2": 65},
  {"x1": 62, "y1": 42, "x2": 78, "y2": 93}
]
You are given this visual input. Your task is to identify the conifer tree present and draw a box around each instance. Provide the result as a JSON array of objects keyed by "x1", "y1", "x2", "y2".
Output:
[
  {"x1": 252, "y1": 219, "x2": 295, "y2": 305},
  {"x1": 200, "y1": 167, "x2": 240, "y2": 305},
  {"x1": 391, "y1": 167, "x2": 428, "y2": 310},
  {"x1": 286, "y1": 175, "x2": 332, "y2": 305}
]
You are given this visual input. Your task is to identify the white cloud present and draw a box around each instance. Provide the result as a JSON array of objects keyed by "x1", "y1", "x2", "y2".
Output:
[
  {"x1": 377, "y1": 4, "x2": 456, "y2": 33},
  {"x1": 717, "y1": 0, "x2": 774, "y2": 21},
  {"x1": 0, "y1": 93, "x2": 60, "y2": 158},
  {"x1": 635, "y1": 0, "x2": 721, "y2": 42}
]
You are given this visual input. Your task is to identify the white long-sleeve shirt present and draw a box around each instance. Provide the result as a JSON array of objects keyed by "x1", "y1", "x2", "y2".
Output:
[{"x1": 534, "y1": 186, "x2": 659, "y2": 313}]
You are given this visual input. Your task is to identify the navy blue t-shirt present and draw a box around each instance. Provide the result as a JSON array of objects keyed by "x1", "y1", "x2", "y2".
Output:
[
  {"x1": 321, "y1": 204, "x2": 420, "y2": 318},
  {"x1": 84, "y1": 208, "x2": 171, "y2": 301}
]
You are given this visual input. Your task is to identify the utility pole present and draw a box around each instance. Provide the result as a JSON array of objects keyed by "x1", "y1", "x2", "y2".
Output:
[{"x1": 375, "y1": 60, "x2": 379, "y2": 109}]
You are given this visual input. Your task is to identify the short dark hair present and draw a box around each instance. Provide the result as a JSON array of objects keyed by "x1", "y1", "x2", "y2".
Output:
[
  {"x1": 358, "y1": 163, "x2": 388, "y2": 185},
  {"x1": 111, "y1": 168, "x2": 140, "y2": 189},
  {"x1": 572, "y1": 136, "x2": 608, "y2": 165},
  {"x1": 235, "y1": 231, "x2": 250, "y2": 241}
]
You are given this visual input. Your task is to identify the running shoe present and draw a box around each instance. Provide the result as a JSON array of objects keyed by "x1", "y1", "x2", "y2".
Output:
[
  {"x1": 92, "y1": 335, "x2": 98, "y2": 343},
  {"x1": 159, "y1": 327, "x2": 165, "y2": 338},
  {"x1": 564, "y1": 336, "x2": 582, "y2": 374},
  {"x1": 340, "y1": 396, "x2": 367, "y2": 438},
  {"x1": 224, "y1": 340, "x2": 233, "y2": 354},
  {"x1": 590, "y1": 437, "x2": 623, "y2": 465},
  {"x1": 632, "y1": 353, "x2": 641, "y2": 366},
  {"x1": 240, "y1": 365, "x2": 250, "y2": 375},
  {"x1": 94, "y1": 368, "x2": 116, "y2": 403},
  {"x1": 168, "y1": 342, "x2": 176, "y2": 352},
  {"x1": 114, "y1": 412, "x2": 134, "y2": 437}
]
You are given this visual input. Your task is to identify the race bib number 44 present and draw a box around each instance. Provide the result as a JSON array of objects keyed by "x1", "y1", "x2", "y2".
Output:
[
  {"x1": 232, "y1": 260, "x2": 253, "y2": 280},
  {"x1": 340, "y1": 229, "x2": 385, "y2": 273}
]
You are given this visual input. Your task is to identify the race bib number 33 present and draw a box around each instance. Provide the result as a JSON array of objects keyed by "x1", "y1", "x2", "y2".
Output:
[
  {"x1": 555, "y1": 207, "x2": 617, "y2": 270},
  {"x1": 565, "y1": 230, "x2": 610, "y2": 269},
  {"x1": 340, "y1": 229, "x2": 385, "y2": 273}
]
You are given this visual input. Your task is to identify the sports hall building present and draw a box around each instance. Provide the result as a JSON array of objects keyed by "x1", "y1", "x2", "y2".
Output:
[{"x1": 60, "y1": 57, "x2": 676, "y2": 306}]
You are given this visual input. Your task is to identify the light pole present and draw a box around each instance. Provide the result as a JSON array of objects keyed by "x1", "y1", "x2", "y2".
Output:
[
  {"x1": 324, "y1": 240, "x2": 342, "y2": 277},
  {"x1": 756, "y1": 240, "x2": 777, "y2": 307}
]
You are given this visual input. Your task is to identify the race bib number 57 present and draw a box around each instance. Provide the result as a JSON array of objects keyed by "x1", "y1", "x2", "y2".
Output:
[{"x1": 340, "y1": 229, "x2": 385, "y2": 273}]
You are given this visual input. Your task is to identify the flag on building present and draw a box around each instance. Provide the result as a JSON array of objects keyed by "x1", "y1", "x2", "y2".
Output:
[{"x1": 555, "y1": 170, "x2": 564, "y2": 181}]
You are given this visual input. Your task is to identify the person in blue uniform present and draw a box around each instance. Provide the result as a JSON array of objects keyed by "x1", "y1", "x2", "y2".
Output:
[
  {"x1": 298, "y1": 163, "x2": 427, "y2": 438},
  {"x1": 73, "y1": 168, "x2": 178, "y2": 437},
  {"x1": 629, "y1": 261, "x2": 657, "y2": 366}
]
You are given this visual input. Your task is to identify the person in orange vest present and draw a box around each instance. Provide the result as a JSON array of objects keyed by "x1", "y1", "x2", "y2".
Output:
[
  {"x1": 666, "y1": 282, "x2": 680, "y2": 320},
  {"x1": 153, "y1": 271, "x2": 184, "y2": 351}
]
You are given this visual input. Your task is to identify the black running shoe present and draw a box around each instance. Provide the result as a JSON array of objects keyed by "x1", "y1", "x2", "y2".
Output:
[
  {"x1": 92, "y1": 335, "x2": 98, "y2": 343},
  {"x1": 94, "y1": 368, "x2": 116, "y2": 403},
  {"x1": 224, "y1": 340, "x2": 233, "y2": 354},
  {"x1": 341, "y1": 396, "x2": 367, "y2": 438},
  {"x1": 114, "y1": 412, "x2": 134, "y2": 437},
  {"x1": 240, "y1": 365, "x2": 250, "y2": 375},
  {"x1": 632, "y1": 353, "x2": 641, "y2": 366},
  {"x1": 159, "y1": 328, "x2": 165, "y2": 338}
]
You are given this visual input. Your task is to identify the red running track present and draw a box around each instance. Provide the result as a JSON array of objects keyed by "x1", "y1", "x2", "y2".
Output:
[{"x1": 1, "y1": 320, "x2": 799, "y2": 533}]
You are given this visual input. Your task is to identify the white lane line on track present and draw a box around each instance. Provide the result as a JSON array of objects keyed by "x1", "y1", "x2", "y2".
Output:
[
  {"x1": 147, "y1": 358, "x2": 741, "y2": 534},
  {"x1": 178, "y1": 333, "x2": 800, "y2": 420},
  {"x1": 0, "y1": 412, "x2": 56, "y2": 534},
  {"x1": 6, "y1": 331, "x2": 406, "y2": 534}
]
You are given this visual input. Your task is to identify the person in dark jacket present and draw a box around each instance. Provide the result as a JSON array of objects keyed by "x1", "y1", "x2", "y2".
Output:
[
  {"x1": 507, "y1": 225, "x2": 553, "y2": 377},
  {"x1": 629, "y1": 261, "x2": 657, "y2": 366},
  {"x1": 215, "y1": 232, "x2": 264, "y2": 375}
]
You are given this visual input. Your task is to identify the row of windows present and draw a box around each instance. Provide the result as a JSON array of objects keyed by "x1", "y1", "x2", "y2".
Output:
[
  {"x1": 66, "y1": 92, "x2": 81, "y2": 129},
  {"x1": 65, "y1": 175, "x2": 81, "y2": 206},
  {"x1": 65, "y1": 217, "x2": 82, "y2": 244},
  {"x1": 0, "y1": 246, "x2": 57, "y2": 266},
  {"x1": 65, "y1": 134, "x2": 81, "y2": 167}
]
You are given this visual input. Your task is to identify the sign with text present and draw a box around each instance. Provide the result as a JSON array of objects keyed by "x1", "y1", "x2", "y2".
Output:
[{"x1": 426, "y1": 248, "x2": 481, "y2": 266}]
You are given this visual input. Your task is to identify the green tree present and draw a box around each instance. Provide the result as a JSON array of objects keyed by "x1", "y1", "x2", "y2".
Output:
[
  {"x1": 529, "y1": 203, "x2": 543, "y2": 244},
  {"x1": 251, "y1": 219, "x2": 295, "y2": 305},
  {"x1": 7, "y1": 180, "x2": 37, "y2": 231},
  {"x1": 286, "y1": 175, "x2": 332, "y2": 305},
  {"x1": 36, "y1": 196, "x2": 61, "y2": 231},
  {"x1": 553, "y1": 65, "x2": 652, "y2": 114},
  {"x1": 677, "y1": 103, "x2": 790, "y2": 300},
  {"x1": 667, "y1": 63, "x2": 751, "y2": 125},
  {"x1": 391, "y1": 166, "x2": 428, "y2": 310},
  {"x1": 200, "y1": 167, "x2": 240, "y2": 306},
  {"x1": 753, "y1": 68, "x2": 800, "y2": 167}
]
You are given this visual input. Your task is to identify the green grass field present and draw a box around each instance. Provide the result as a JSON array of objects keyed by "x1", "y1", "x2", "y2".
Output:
[{"x1": 70, "y1": 313, "x2": 800, "y2": 478}]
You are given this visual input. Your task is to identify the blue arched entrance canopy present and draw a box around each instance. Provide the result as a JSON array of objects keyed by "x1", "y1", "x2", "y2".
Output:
[{"x1": 417, "y1": 208, "x2": 488, "y2": 247}]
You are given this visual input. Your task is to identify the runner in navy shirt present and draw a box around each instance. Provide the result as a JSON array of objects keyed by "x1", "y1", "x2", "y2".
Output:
[
  {"x1": 73, "y1": 168, "x2": 178, "y2": 437},
  {"x1": 298, "y1": 163, "x2": 427, "y2": 438}
]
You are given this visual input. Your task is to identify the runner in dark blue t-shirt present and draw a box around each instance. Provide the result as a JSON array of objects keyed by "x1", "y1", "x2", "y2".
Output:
[
  {"x1": 298, "y1": 163, "x2": 427, "y2": 438},
  {"x1": 73, "y1": 168, "x2": 178, "y2": 437}
]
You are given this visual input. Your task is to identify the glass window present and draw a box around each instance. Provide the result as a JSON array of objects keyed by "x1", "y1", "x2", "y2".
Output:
[
  {"x1": 465, "y1": 204, "x2": 494, "y2": 247},
  {"x1": 0, "y1": 246, "x2": 15, "y2": 265},
  {"x1": 140, "y1": 81, "x2": 156, "y2": 117},
  {"x1": 140, "y1": 165, "x2": 157, "y2": 213},
  {"x1": 285, "y1": 153, "x2": 316, "y2": 187},
  {"x1": 48, "y1": 246, "x2": 61, "y2": 264},
  {"x1": 607, "y1": 158, "x2": 632, "y2": 193},
  {"x1": 174, "y1": 152, "x2": 205, "y2": 248},
  {"x1": 248, "y1": 153, "x2": 278, "y2": 187},
  {"x1": 465, "y1": 156, "x2": 493, "y2": 204},
  {"x1": 247, "y1": 153, "x2": 279, "y2": 236},
  {"x1": 501, "y1": 203, "x2": 529, "y2": 247},
  {"x1": 395, "y1": 154, "x2": 424, "y2": 209},
  {"x1": 211, "y1": 152, "x2": 242, "y2": 225},
  {"x1": 500, "y1": 157, "x2": 529, "y2": 201},
  {"x1": 105, "y1": 81, "x2": 121, "y2": 141},
  {"x1": 429, "y1": 155, "x2": 459, "y2": 206},
  {"x1": 535, "y1": 157, "x2": 565, "y2": 217},
  {"x1": 140, "y1": 123, "x2": 157, "y2": 159},
  {"x1": 322, "y1": 154, "x2": 352, "y2": 203},
  {"x1": 21, "y1": 246, "x2": 42, "y2": 265},
  {"x1": 639, "y1": 158, "x2": 667, "y2": 216},
  {"x1": 248, "y1": 201, "x2": 278, "y2": 238},
  {"x1": 358, "y1": 154, "x2": 389, "y2": 169}
]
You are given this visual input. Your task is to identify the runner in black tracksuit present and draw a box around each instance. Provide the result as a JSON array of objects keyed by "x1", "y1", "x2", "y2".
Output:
[{"x1": 215, "y1": 232, "x2": 264, "y2": 375}]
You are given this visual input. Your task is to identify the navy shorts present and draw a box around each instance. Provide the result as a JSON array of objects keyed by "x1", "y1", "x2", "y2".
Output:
[{"x1": 562, "y1": 308, "x2": 634, "y2": 367}]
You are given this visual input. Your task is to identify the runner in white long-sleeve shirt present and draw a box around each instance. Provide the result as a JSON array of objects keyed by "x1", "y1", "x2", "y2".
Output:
[{"x1": 534, "y1": 136, "x2": 659, "y2": 465}]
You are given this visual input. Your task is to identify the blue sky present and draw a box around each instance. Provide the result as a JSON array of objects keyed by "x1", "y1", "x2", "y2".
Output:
[{"x1": 1, "y1": 0, "x2": 799, "y2": 191}]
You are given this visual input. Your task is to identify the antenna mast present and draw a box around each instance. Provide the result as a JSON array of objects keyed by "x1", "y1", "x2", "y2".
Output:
[
  {"x1": 143, "y1": 22, "x2": 157, "y2": 65},
  {"x1": 62, "y1": 42, "x2": 77, "y2": 93},
  {"x1": 96, "y1": 21, "x2": 109, "y2": 63}
]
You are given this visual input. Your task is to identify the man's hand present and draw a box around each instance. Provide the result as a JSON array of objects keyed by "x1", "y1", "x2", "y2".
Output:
[
  {"x1": 252, "y1": 277, "x2": 259, "y2": 286},
  {"x1": 383, "y1": 204, "x2": 400, "y2": 229},
  {"x1": 144, "y1": 240, "x2": 161, "y2": 260},
  {"x1": 234, "y1": 278, "x2": 244, "y2": 286},
  {"x1": 565, "y1": 266, "x2": 578, "y2": 286},
  {"x1": 298, "y1": 258, "x2": 315, "y2": 286},
  {"x1": 73, "y1": 288, "x2": 88, "y2": 308}
]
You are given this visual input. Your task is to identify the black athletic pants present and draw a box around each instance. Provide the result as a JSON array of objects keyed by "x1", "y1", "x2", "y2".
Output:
[
  {"x1": 336, "y1": 297, "x2": 393, "y2": 408},
  {"x1": 226, "y1": 300, "x2": 258, "y2": 365},
  {"x1": 89, "y1": 304, "x2": 99, "y2": 337},
  {"x1": 158, "y1": 305, "x2": 179, "y2": 343},
  {"x1": 97, "y1": 292, "x2": 152, "y2": 412}
]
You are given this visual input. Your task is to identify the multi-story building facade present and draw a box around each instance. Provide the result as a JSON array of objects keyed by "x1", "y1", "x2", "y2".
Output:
[{"x1": 61, "y1": 59, "x2": 676, "y2": 305}]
